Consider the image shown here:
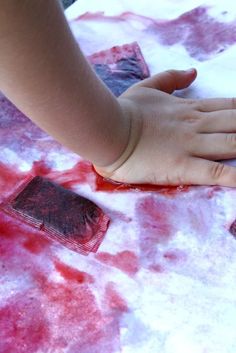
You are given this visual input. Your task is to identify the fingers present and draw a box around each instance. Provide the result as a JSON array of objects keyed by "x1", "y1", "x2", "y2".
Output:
[
  {"x1": 137, "y1": 68, "x2": 197, "y2": 93},
  {"x1": 184, "y1": 158, "x2": 236, "y2": 187},
  {"x1": 197, "y1": 110, "x2": 236, "y2": 133},
  {"x1": 191, "y1": 133, "x2": 236, "y2": 160},
  {"x1": 196, "y1": 97, "x2": 236, "y2": 112}
]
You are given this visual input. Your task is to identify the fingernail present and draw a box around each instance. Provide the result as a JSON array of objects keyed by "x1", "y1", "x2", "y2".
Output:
[{"x1": 186, "y1": 68, "x2": 196, "y2": 74}]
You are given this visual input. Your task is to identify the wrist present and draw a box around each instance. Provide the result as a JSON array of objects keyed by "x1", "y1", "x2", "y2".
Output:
[{"x1": 94, "y1": 97, "x2": 143, "y2": 179}]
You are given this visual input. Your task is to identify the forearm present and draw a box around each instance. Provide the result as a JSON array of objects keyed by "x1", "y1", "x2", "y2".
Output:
[{"x1": 0, "y1": 0, "x2": 130, "y2": 166}]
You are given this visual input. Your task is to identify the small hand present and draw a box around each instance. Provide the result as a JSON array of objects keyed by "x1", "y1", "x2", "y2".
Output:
[{"x1": 96, "y1": 69, "x2": 236, "y2": 187}]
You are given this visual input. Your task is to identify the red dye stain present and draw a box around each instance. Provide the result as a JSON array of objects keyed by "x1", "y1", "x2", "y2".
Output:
[
  {"x1": 56, "y1": 160, "x2": 95, "y2": 189},
  {"x1": 95, "y1": 250, "x2": 139, "y2": 276},
  {"x1": 37, "y1": 279, "x2": 124, "y2": 352},
  {"x1": 95, "y1": 171, "x2": 188, "y2": 195},
  {"x1": 54, "y1": 259, "x2": 94, "y2": 284},
  {"x1": 0, "y1": 292, "x2": 50, "y2": 353},
  {"x1": 0, "y1": 163, "x2": 25, "y2": 201},
  {"x1": 31, "y1": 160, "x2": 95, "y2": 190},
  {"x1": 31, "y1": 160, "x2": 52, "y2": 176},
  {"x1": 23, "y1": 235, "x2": 51, "y2": 255},
  {"x1": 78, "y1": 7, "x2": 236, "y2": 61}
]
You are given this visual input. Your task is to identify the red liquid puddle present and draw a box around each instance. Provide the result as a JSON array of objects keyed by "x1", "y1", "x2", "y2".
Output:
[
  {"x1": 77, "y1": 6, "x2": 236, "y2": 61},
  {"x1": 95, "y1": 171, "x2": 189, "y2": 195}
]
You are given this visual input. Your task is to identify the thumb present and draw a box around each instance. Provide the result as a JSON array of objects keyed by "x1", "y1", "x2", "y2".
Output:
[{"x1": 138, "y1": 68, "x2": 197, "y2": 94}]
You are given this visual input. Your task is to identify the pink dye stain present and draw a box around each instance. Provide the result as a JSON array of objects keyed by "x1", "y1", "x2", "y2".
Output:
[
  {"x1": 149, "y1": 6, "x2": 236, "y2": 61},
  {"x1": 104, "y1": 282, "x2": 129, "y2": 313},
  {"x1": 77, "y1": 7, "x2": 236, "y2": 61},
  {"x1": 136, "y1": 195, "x2": 176, "y2": 243},
  {"x1": 0, "y1": 292, "x2": 50, "y2": 353},
  {"x1": 148, "y1": 250, "x2": 187, "y2": 273},
  {"x1": 149, "y1": 263, "x2": 165, "y2": 273},
  {"x1": 95, "y1": 250, "x2": 139, "y2": 276},
  {"x1": 0, "y1": 94, "x2": 62, "y2": 159},
  {"x1": 135, "y1": 195, "x2": 178, "y2": 267}
]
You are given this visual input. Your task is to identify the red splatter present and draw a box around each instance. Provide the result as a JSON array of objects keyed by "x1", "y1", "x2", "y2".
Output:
[
  {"x1": 23, "y1": 236, "x2": 51, "y2": 255},
  {"x1": 0, "y1": 292, "x2": 50, "y2": 353},
  {"x1": 95, "y1": 250, "x2": 139, "y2": 276},
  {"x1": 77, "y1": 7, "x2": 236, "y2": 61},
  {"x1": 31, "y1": 160, "x2": 95, "y2": 190},
  {"x1": 54, "y1": 260, "x2": 94, "y2": 284},
  {"x1": 31, "y1": 160, "x2": 52, "y2": 176}
]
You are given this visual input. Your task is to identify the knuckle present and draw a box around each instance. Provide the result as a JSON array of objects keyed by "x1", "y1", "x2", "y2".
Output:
[
  {"x1": 210, "y1": 163, "x2": 226, "y2": 180},
  {"x1": 181, "y1": 111, "x2": 201, "y2": 124},
  {"x1": 182, "y1": 98, "x2": 201, "y2": 113}
]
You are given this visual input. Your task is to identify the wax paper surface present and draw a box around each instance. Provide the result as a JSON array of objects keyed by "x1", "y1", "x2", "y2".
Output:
[{"x1": 1, "y1": 1, "x2": 236, "y2": 352}]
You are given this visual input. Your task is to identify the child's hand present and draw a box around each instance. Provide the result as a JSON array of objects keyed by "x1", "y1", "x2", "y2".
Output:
[{"x1": 95, "y1": 69, "x2": 236, "y2": 187}]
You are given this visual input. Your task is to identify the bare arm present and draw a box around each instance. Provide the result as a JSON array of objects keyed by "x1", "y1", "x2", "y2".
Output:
[{"x1": 0, "y1": 0, "x2": 130, "y2": 167}]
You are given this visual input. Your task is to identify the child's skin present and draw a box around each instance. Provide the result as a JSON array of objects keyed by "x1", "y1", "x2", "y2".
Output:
[{"x1": 1, "y1": 1, "x2": 236, "y2": 186}]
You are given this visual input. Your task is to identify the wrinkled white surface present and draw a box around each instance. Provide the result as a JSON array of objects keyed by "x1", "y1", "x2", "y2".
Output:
[{"x1": 1, "y1": 1, "x2": 236, "y2": 353}]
